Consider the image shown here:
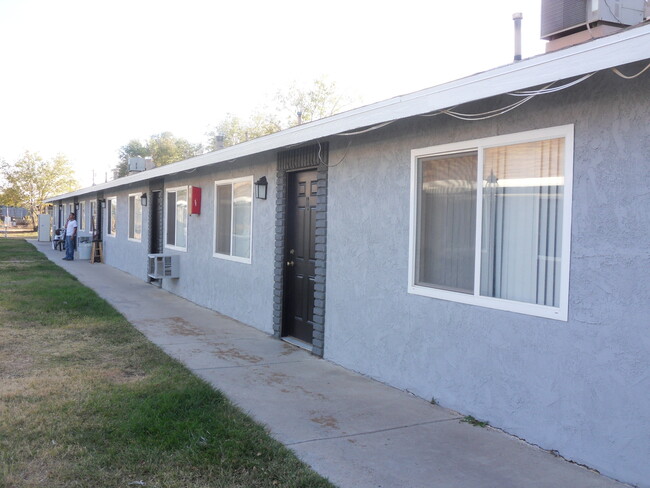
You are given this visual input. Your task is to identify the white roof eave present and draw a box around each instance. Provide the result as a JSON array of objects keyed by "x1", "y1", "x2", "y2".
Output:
[{"x1": 48, "y1": 22, "x2": 650, "y2": 203}]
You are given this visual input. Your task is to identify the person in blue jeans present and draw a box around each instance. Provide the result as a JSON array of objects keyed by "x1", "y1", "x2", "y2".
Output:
[{"x1": 63, "y1": 212, "x2": 78, "y2": 261}]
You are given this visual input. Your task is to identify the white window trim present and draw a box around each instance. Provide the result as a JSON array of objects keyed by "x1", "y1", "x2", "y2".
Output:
[
  {"x1": 106, "y1": 196, "x2": 117, "y2": 238},
  {"x1": 128, "y1": 193, "x2": 142, "y2": 242},
  {"x1": 408, "y1": 125, "x2": 574, "y2": 321},
  {"x1": 164, "y1": 185, "x2": 188, "y2": 252},
  {"x1": 213, "y1": 176, "x2": 253, "y2": 264}
]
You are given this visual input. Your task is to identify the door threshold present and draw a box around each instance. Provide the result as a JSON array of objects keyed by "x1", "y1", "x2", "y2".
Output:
[{"x1": 282, "y1": 336, "x2": 313, "y2": 352}]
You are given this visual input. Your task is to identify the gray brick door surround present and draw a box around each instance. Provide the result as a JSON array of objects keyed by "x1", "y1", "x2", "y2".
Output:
[{"x1": 273, "y1": 142, "x2": 328, "y2": 357}]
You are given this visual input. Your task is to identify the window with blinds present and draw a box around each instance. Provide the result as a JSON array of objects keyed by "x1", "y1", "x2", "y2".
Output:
[
  {"x1": 165, "y1": 187, "x2": 188, "y2": 250},
  {"x1": 410, "y1": 126, "x2": 573, "y2": 320},
  {"x1": 214, "y1": 176, "x2": 253, "y2": 263}
]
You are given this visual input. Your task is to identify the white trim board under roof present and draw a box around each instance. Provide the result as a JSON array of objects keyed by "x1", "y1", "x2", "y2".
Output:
[{"x1": 48, "y1": 22, "x2": 650, "y2": 202}]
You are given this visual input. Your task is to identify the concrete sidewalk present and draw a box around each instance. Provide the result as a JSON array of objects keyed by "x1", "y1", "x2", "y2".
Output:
[{"x1": 32, "y1": 240, "x2": 627, "y2": 488}]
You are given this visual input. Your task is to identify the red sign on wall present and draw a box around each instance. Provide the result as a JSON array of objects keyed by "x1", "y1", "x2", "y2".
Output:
[{"x1": 190, "y1": 186, "x2": 201, "y2": 215}]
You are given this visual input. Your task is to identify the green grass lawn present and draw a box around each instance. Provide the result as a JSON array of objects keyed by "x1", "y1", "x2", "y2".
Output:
[{"x1": 0, "y1": 239, "x2": 334, "y2": 488}]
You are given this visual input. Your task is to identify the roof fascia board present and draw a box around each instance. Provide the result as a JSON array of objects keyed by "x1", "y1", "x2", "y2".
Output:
[{"x1": 48, "y1": 24, "x2": 649, "y2": 203}]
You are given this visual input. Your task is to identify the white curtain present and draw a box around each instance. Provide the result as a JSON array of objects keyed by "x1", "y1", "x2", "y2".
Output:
[
  {"x1": 417, "y1": 152, "x2": 477, "y2": 293},
  {"x1": 232, "y1": 181, "x2": 251, "y2": 259},
  {"x1": 175, "y1": 188, "x2": 188, "y2": 249}
]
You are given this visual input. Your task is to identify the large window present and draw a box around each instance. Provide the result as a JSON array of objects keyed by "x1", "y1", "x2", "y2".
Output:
[
  {"x1": 128, "y1": 193, "x2": 142, "y2": 241},
  {"x1": 165, "y1": 186, "x2": 188, "y2": 250},
  {"x1": 409, "y1": 126, "x2": 573, "y2": 320},
  {"x1": 107, "y1": 197, "x2": 117, "y2": 237},
  {"x1": 214, "y1": 177, "x2": 252, "y2": 263}
]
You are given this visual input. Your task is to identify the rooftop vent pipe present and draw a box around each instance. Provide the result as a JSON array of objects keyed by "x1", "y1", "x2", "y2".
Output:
[{"x1": 513, "y1": 12, "x2": 523, "y2": 62}]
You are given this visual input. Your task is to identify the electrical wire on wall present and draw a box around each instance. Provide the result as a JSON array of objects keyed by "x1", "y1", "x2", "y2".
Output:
[
  {"x1": 318, "y1": 121, "x2": 393, "y2": 168},
  {"x1": 611, "y1": 62, "x2": 650, "y2": 79},
  {"x1": 416, "y1": 63, "x2": 650, "y2": 121},
  {"x1": 316, "y1": 60, "x2": 648, "y2": 166},
  {"x1": 509, "y1": 73, "x2": 595, "y2": 96},
  {"x1": 420, "y1": 75, "x2": 599, "y2": 122},
  {"x1": 336, "y1": 120, "x2": 395, "y2": 136},
  {"x1": 316, "y1": 139, "x2": 352, "y2": 168}
]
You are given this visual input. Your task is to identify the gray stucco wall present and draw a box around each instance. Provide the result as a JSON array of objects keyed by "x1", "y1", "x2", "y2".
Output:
[
  {"x1": 52, "y1": 64, "x2": 648, "y2": 487},
  {"x1": 322, "y1": 67, "x2": 650, "y2": 487},
  {"x1": 151, "y1": 154, "x2": 277, "y2": 334},
  {"x1": 102, "y1": 186, "x2": 151, "y2": 279}
]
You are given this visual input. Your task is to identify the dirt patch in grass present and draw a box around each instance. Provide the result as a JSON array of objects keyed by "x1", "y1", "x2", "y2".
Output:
[{"x1": 0, "y1": 240, "x2": 334, "y2": 488}]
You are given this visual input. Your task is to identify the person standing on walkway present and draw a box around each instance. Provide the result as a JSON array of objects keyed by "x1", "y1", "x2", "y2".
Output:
[{"x1": 63, "y1": 212, "x2": 77, "y2": 261}]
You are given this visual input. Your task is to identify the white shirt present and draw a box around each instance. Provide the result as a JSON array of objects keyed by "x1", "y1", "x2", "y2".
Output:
[{"x1": 66, "y1": 219, "x2": 78, "y2": 236}]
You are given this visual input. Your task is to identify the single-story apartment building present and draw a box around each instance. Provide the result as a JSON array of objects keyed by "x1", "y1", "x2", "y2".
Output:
[{"x1": 47, "y1": 18, "x2": 650, "y2": 487}]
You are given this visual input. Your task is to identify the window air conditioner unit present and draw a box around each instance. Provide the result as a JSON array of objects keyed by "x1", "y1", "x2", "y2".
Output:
[
  {"x1": 541, "y1": 0, "x2": 645, "y2": 40},
  {"x1": 148, "y1": 254, "x2": 180, "y2": 279}
]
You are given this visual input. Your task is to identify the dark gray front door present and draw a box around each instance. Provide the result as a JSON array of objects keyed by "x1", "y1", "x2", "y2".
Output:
[
  {"x1": 282, "y1": 169, "x2": 318, "y2": 343},
  {"x1": 149, "y1": 190, "x2": 163, "y2": 254}
]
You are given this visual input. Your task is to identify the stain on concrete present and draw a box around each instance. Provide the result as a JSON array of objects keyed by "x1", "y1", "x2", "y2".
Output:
[
  {"x1": 213, "y1": 347, "x2": 263, "y2": 364},
  {"x1": 259, "y1": 370, "x2": 327, "y2": 400},
  {"x1": 310, "y1": 414, "x2": 340, "y2": 430},
  {"x1": 280, "y1": 343, "x2": 297, "y2": 356},
  {"x1": 266, "y1": 371, "x2": 289, "y2": 385},
  {"x1": 165, "y1": 316, "x2": 206, "y2": 336}
]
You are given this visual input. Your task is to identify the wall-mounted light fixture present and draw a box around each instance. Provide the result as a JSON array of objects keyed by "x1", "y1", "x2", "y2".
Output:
[
  {"x1": 100, "y1": 199, "x2": 106, "y2": 208},
  {"x1": 141, "y1": 193, "x2": 148, "y2": 207},
  {"x1": 254, "y1": 176, "x2": 268, "y2": 200}
]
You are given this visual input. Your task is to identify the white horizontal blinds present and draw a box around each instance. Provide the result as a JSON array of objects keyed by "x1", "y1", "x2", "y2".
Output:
[
  {"x1": 109, "y1": 199, "x2": 116, "y2": 235},
  {"x1": 216, "y1": 184, "x2": 232, "y2": 255},
  {"x1": 134, "y1": 198, "x2": 142, "y2": 240},
  {"x1": 129, "y1": 195, "x2": 135, "y2": 238},
  {"x1": 175, "y1": 188, "x2": 188, "y2": 248},
  {"x1": 480, "y1": 138, "x2": 564, "y2": 306},
  {"x1": 129, "y1": 195, "x2": 142, "y2": 240},
  {"x1": 231, "y1": 181, "x2": 252, "y2": 259},
  {"x1": 90, "y1": 201, "x2": 96, "y2": 232},
  {"x1": 79, "y1": 202, "x2": 85, "y2": 230},
  {"x1": 416, "y1": 152, "x2": 477, "y2": 293}
]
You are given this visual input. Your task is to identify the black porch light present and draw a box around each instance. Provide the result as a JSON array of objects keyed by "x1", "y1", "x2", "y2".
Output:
[
  {"x1": 254, "y1": 176, "x2": 268, "y2": 200},
  {"x1": 141, "y1": 192, "x2": 148, "y2": 207}
]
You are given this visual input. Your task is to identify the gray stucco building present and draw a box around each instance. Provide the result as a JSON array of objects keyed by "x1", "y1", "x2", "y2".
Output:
[{"x1": 48, "y1": 22, "x2": 650, "y2": 487}]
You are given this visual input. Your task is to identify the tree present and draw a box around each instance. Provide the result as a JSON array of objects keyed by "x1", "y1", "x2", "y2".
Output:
[
  {"x1": 0, "y1": 152, "x2": 79, "y2": 229},
  {"x1": 114, "y1": 139, "x2": 149, "y2": 178},
  {"x1": 209, "y1": 112, "x2": 282, "y2": 148},
  {"x1": 206, "y1": 77, "x2": 352, "y2": 151},
  {"x1": 276, "y1": 77, "x2": 347, "y2": 126},
  {"x1": 148, "y1": 132, "x2": 203, "y2": 167},
  {"x1": 114, "y1": 132, "x2": 203, "y2": 179}
]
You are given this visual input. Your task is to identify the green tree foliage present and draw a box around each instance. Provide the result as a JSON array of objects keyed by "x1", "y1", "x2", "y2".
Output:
[
  {"x1": 0, "y1": 152, "x2": 79, "y2": 229},
  {"x1": 210, "y1": 113, "x2": 282, "y2": 148},
  {"x1": 277, "y1": 77, "x2": 346, "y2": 126},
  {"x1": 114, "y1": 132, "x2": 203, "y2": 178},
  {"x1": 206, "y1": 77, "x2": 351, "y2": 151}
]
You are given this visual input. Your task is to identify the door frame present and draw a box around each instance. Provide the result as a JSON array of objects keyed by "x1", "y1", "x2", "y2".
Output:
[
  {"x1": 281, "y1": 169, "x2": 318, "y2": 345},
  {"x1": 273, "y1": 143, "x2": 329, "y2": 357}
]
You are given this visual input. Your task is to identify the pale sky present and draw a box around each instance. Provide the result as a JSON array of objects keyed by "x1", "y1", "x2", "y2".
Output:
[{"x1": 0, "y1": 0, "x2": 547, "y2": 187}]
